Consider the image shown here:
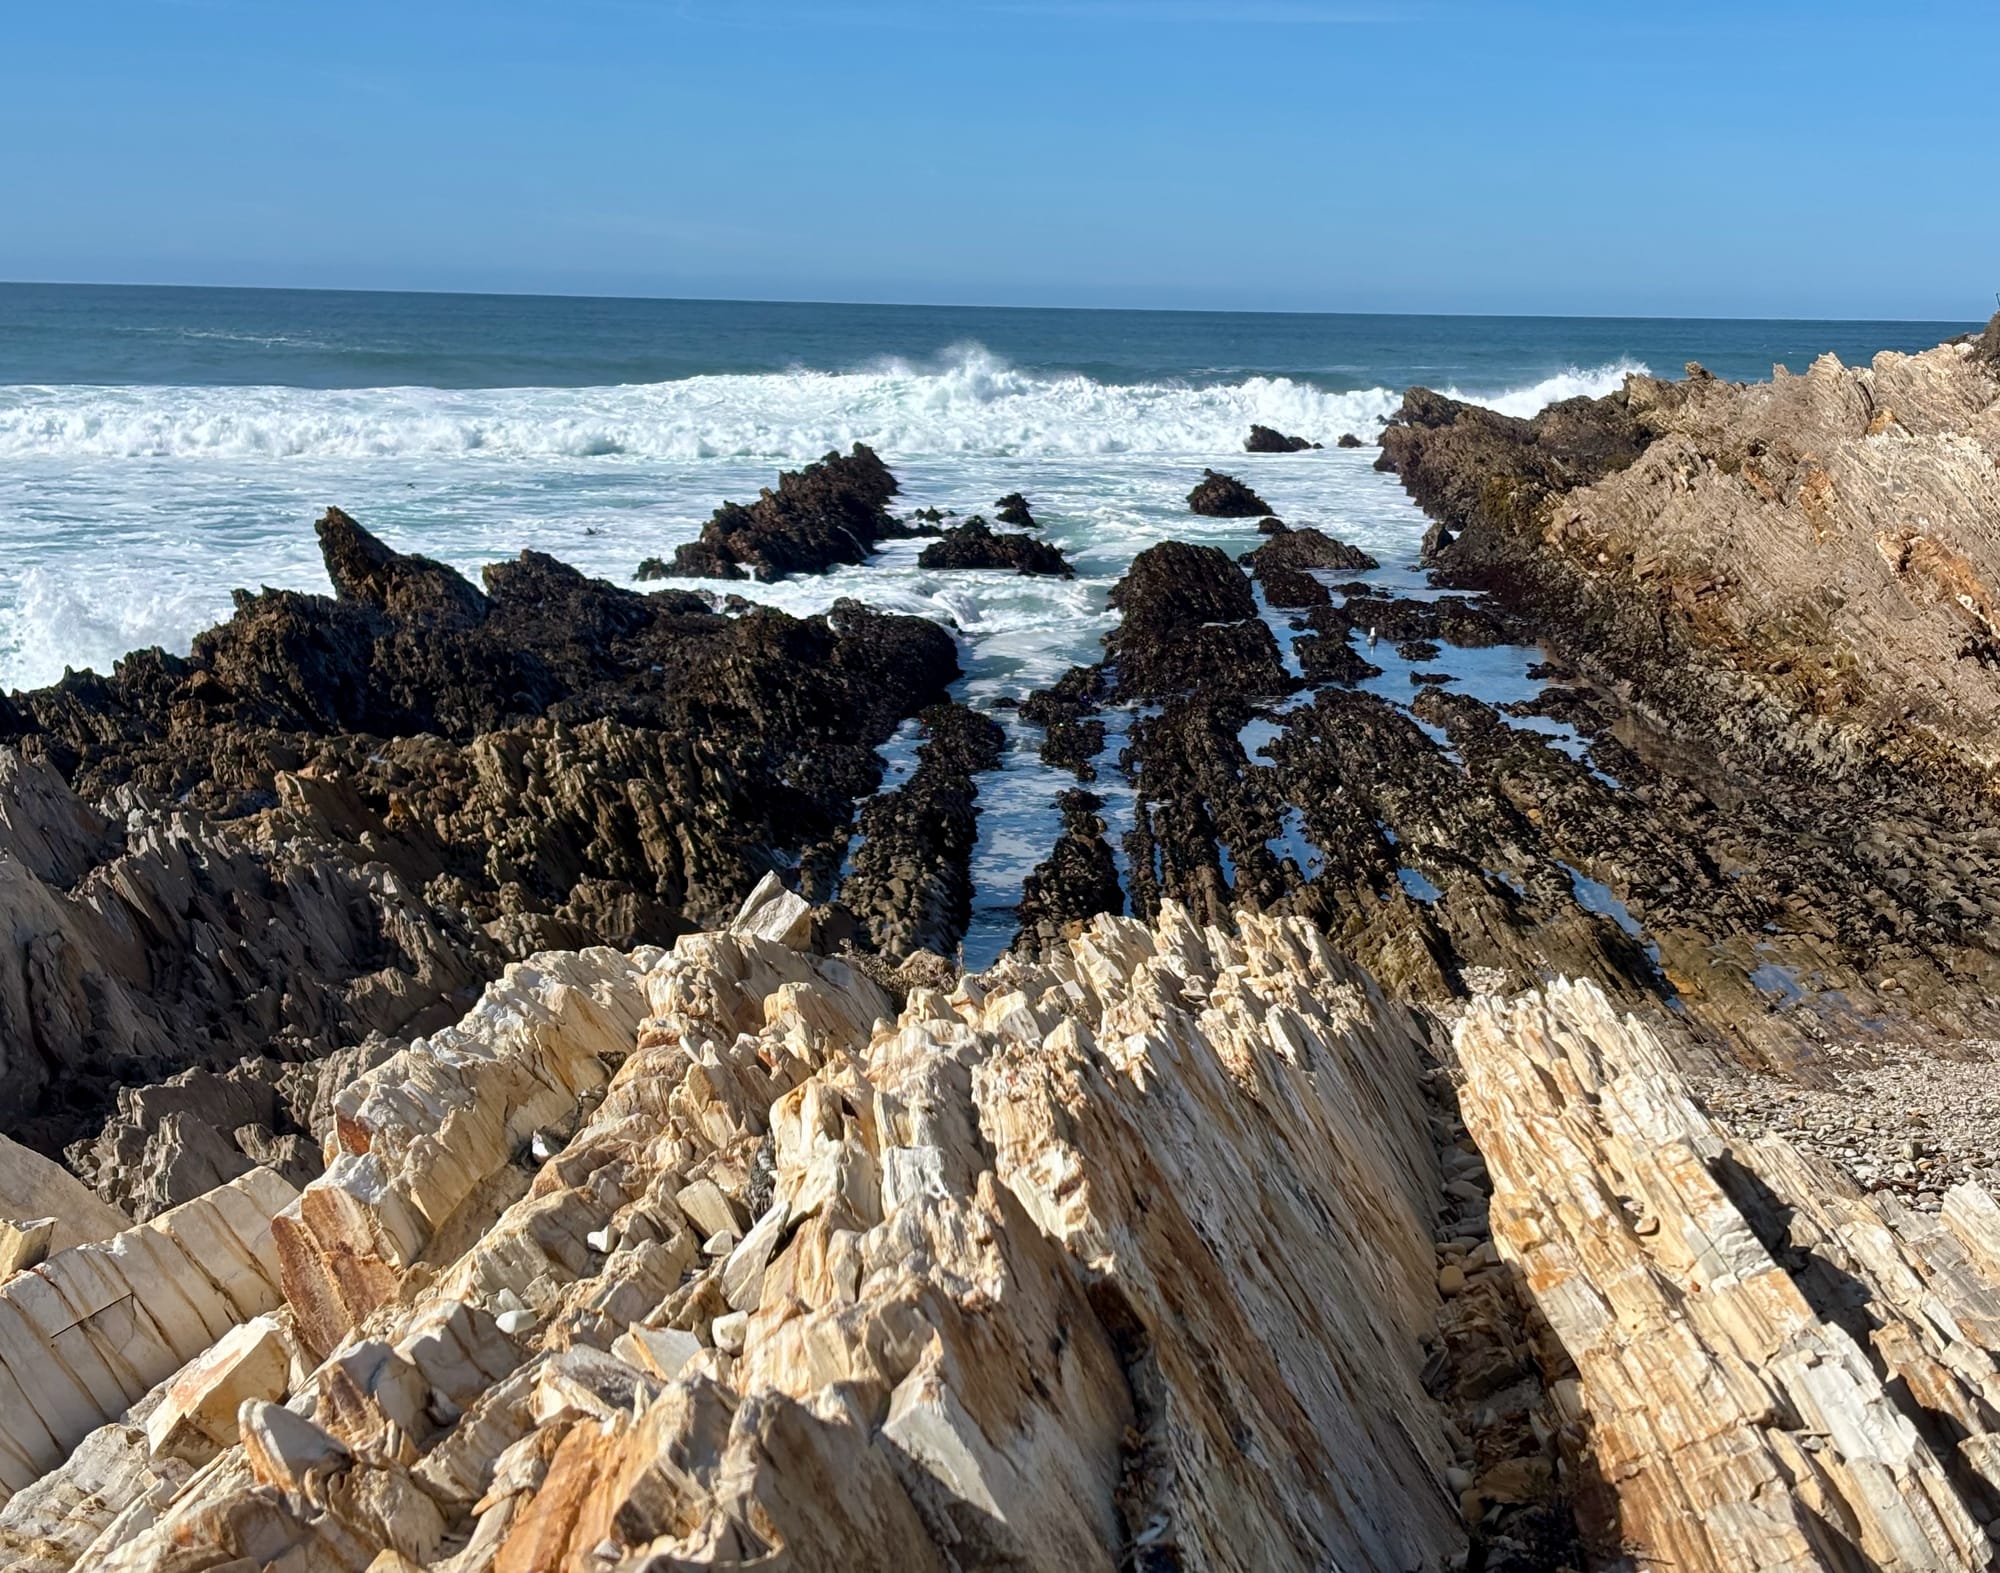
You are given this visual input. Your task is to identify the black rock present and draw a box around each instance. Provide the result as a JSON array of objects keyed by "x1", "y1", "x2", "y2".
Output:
[
  {"x1": 918, "y1": 518, "x2": 1074, "y2": 578},
  {"x1": 1245, "y1": 424, "x2": 1321, "y2": 454},
  {"x1": 1187, "y1": 469, "x2": 1273, "y2": 518}
]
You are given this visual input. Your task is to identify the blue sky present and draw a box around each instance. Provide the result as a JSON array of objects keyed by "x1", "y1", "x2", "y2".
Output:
[{"x1": 2, "y1": 0, "x2": 1994, "y2": 317}]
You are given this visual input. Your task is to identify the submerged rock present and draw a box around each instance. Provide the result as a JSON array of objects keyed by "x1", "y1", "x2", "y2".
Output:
[
  {"x1": 1186, "y1": 468, "x2": 1273, "y2": 518},
  {"x1": 917, "y1": 517, "x2": 1074, "y2": 578}
]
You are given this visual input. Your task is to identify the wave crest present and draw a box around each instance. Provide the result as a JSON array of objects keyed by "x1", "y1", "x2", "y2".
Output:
[{"x1": 0, "y1": 347, "x2": 1646, "y2": 464}]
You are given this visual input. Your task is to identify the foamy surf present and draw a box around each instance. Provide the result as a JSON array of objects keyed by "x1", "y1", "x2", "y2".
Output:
[{"x1": 0, "y1": 346, "x2": 1643, "y2": 464}]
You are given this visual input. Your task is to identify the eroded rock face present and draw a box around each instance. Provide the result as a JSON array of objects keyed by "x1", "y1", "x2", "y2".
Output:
[
  {"x1": 1457, "y1": 978, "x2": 2000, "y2": 1571},
  {"x1": 1379, "y1": 337, "x2": 2000, "y2": 784},
  {"x1": 668, "y1": 444, "x2": 901, "y2": 581},
  {"x1": 0, "y1": 511, "x2": 957, "y2": 1188},
  {"x1": 1245, "y1": 424, "x2": 1320, "y2": 453},
  {"x1": 838, "y1": 703, "x2": 1006, "y2": 958},
  {"x1": 916, "y1": 517, "x2": 1075, "y2": 578},
  {"x1": 1186, "y1": 468, "x2": 1273, "y2": 518},
  {"x1": 35, "y1": 902, "x2": 1463, "y2": 1573}
]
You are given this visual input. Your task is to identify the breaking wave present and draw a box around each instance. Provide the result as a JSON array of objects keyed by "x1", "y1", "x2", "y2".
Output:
[{"x1": 0, "y1": 346, "x2": 1646, "y2": 463}]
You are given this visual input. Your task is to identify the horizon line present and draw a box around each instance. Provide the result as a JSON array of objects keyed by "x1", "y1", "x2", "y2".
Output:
[{"x1": 0, "y1": 275, "x2": 1979, "y2": 328}]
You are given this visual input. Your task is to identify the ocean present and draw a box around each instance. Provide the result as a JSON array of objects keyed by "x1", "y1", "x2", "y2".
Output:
[{"x1": 0, "y1": 283, "x2": 1974, "y2": 961}]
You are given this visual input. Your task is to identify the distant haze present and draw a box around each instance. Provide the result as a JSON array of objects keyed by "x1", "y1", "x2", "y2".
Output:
[{"x1": 2, "y1": 0, "x2": 1997, "y2": 318}]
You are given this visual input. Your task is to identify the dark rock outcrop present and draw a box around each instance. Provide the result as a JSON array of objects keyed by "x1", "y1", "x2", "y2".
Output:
[
  {"x1": 1105, "y1": 542, "x2": 1292, "y2": 704},
  {"x1": 1187, "y1": 469, "x2": 1273, "y2": 518},
  {"x1": 1337, "y1": 433, "x2": 1365, "y2": 448},
  {"x1": 1019, "y1": 664, "x2": 1111, "y2": 780},
  {"x1": 1012, "y1": 789, "x2": 1124, "y2": 948},
  {"x1": 1245, "y1": 425, "x2": 1320, "y2": 453},
  {"x1": 668, "y1": 443, "x2": 900, "y2": 581},
  {"x1": 1240, "y1": 525, "x2": 1380, "y2": 609},
  {"x1": 839, "y1": 703, "x2": 1007, "y2": 958},
  {"x1": 993, "y1": 492, "x2": 1038, "y2": 528},
  {"x1": 2, "y1": 507, "x2": 960, "y2": 1184},
  {"x1": 917, "y1": 518, "x2": 1075, "y2": 578}
]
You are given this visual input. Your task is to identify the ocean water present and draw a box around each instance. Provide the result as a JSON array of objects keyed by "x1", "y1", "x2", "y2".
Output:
[{"x1": 0, "y1": 284, "x2": 1974, "y2": 962}]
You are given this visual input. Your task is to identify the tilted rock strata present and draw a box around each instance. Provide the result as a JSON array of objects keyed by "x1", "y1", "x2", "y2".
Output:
[
  {"x1": 1457, "y1": 978, "x2": 2000, "y2": 1570},
  {"x1": 0, "y1": 1166, "x2": 296, "y2": 1511},
  {"x1": 667, "y1": 443, "x2": 902, "y2": 581},
  {"x1": 0, "y1": 508, "x2": 955, "y2": 1179},
  {"x1": 1381, "y1": 328, "x2": 2000, "y2": 783},
  {"x1": 59, "y1": 898, "x2": 1464, "y2": 1572}
]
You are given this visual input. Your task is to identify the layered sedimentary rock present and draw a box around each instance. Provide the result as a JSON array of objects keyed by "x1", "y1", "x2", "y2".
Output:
[
  {"x1": 668, "y1": 444, "x2": 904, "y2": 580},
  {"x1": 0, "y1": 1166, "x2": 296, "y2": 1511},
  {"x1": 1457, "y1": 978, "x2": 2000, "y2": 1571},
  {"x1": 1380, "y1": 329, "x2": 2000, "y2": 785},
  {"x1": 25, "y1": 896, "x2": 1470, "y2": 1573},
  {"x1": 837, "y1": 702, "x2": 1006, "y2": 958},
  {"x1": 0, "y1": 507, "x2": 956, "y2": 1183}
]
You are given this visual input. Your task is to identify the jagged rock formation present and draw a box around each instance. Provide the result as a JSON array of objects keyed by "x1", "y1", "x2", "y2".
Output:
[
  {"x1": 993, "y1": 491, "x2": 1038, "y2": 528},
  {"x1": 6, "y1": 897, "x2": 1473, "y2": 1572},
  {"x1": 1381, "y1": 328, "x2": 2000, "y2": 783},
  {"x1": 1105, "y1": 541, "x2": 1292, "y2": 704},
  {"x1": 1245, "y1": 424, "x2": 1320, "y2": 452},
  {"x1": 916, "y1": 517, "x2": 1075, "y2": 578},
  {"x1": 1457, "y1": 977, "x2": 2000, "y2": 1571},
  {"x1": 838, "y1": 703, "x2": 1006, "y2": 957},
  {"x1": 1240, "y1": 522, "x2": 1379, "y2": 607},
  {"x1": 1011, "y1": 788, "x2": 1124, "y2": 948},
  {"x1": 667, "y1": 444, "x2": 902, "y2": 580},
  {"x1": 0, "y1": 511, "x2": 957, "y2": 1180},
  {"x1": 0, "y1": 1166, "x2": 296, "y2": 1512},
  {"x1": 1186, "y1": 468, "x2": 1272, "y2": 518},
  {"x1": 1371, "y1": 327, "x2": 2000, "y2": 1053}
]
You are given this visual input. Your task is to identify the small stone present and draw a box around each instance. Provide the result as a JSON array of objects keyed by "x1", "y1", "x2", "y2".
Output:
[{"x1": 1438, "y1": 1265, "x2": 1467, "y2": 1297}]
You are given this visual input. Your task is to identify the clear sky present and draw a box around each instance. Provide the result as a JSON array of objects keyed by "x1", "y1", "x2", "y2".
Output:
[{"x1": 2, "y1": 0, "x2": 1995, "y2": 318}]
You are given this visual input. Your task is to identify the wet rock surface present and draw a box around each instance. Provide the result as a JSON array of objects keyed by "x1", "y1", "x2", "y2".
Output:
[
  {"x1": 837, "y1": 702, "x2": 1006, "y2": 959},
  {"x1": 1011, "y1": 788, "x2": 1124, "y2": 949},
  {"x1": 1, "y1": 507, "x2": 957, "y2": 1188},
  {"x1": 668, "y1": 443, "x2": 902, "y2": 580},
  {"x1": 1186, "y1": 467, "x2": 1273, "y2": 518},
  {"x1": 1245, "y1": 423, "x2": 1320, "y2": 452},
  {"x1": 915, "y1": 516, "x2": 1075, "y2": 577}
]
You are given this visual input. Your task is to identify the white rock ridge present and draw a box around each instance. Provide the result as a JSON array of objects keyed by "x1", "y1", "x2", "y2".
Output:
[
  {"x1": 11, "y1": 900, "x2": 1462, "y2": 1572},
  {"x1": 1457, "y1": 978, "x2": 2000, "y2": 1572}
]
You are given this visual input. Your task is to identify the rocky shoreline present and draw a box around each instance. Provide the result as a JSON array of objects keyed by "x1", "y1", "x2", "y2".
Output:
[{"x1": 2, "y1": 320, "x2": 1999, "y2": 1569}]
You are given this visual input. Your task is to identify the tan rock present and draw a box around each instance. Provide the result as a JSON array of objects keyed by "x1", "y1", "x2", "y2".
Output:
[
  {"x1": 1457, "y1": 978, "x2": 2000, "y2": 1572},
  {"x1": 0, "y1": 1219, "x2": 55, "y2": 1279},
  {"x1": 0, "y1": 1136, "x2": 132, "y2": 1258},
  {"x1": 143, "y1": 1316, "x2": 291, "y2": 1465}
]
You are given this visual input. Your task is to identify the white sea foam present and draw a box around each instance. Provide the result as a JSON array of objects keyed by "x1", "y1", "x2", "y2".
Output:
[{"x1": 0, "y1": 346, "x2": 1643, "y2": 464}]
